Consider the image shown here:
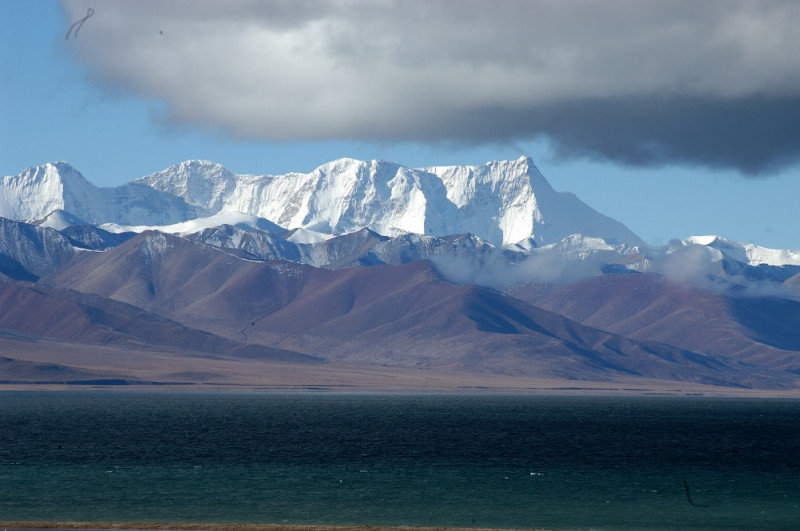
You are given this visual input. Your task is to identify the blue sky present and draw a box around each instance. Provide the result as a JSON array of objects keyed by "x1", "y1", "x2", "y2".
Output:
[{"x1": 2, "y1": 1, "x2": 798, "y2": 249}]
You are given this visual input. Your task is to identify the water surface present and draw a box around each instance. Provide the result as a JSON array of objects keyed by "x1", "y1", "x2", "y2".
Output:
[{"x1": 1, "y1": 392, "x2": 798, "y2": 530}]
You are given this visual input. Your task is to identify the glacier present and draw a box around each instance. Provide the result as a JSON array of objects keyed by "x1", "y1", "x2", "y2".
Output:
[{"x1": 100, "y1": 210, "x2": 283, "y2": 237}]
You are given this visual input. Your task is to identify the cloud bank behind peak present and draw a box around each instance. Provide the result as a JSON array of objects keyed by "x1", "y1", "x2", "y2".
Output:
[{"x1": 62, "y1": 0, "x2": 800, "y2": 174}]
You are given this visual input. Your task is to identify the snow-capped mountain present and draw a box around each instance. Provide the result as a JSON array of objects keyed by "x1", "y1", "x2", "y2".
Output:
[
  {"x1": 2, "y1": 157, "x2": 798, "y2": 274},
  {"x1": 428, "y1": 158, "x2": 641, "y2": 247},
  {"x1": 6, "y1": 157, "x2": 641, "y2": 247},
  {"x1": 0, "y1": 162, "x2": 200, "y2": 226},
  {"x1": 686, "y1": 235, "x2": 800, "y2": 267},
  {"x1": 0, "y1": 162, "x2": 94, "y2": 222},
  {"x1": 131, "y1": 156, "x2": 643, "y2": 247}
]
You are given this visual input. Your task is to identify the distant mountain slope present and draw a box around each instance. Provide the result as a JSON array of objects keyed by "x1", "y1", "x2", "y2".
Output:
[
  {"x1": 0, "y1": 217, "x2": 78, "y2": 281},
  {"x1": 47, "y1": 232, "x2": 795, "y2": 388},
  {"x1": 509, "y1": 273, "x2": 800, "y2": 372},
  {"x1": 0, "y1": 278, "x2": 317, "y2": 363},
  {"x1": 52, "y1": 231, "x2": 312, "y2": 320}
]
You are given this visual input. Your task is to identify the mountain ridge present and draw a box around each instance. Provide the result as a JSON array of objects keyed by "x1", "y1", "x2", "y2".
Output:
[
  {"x1": 4, "y1": 157, "x2": 644, "y2": 248},
  {"x1": 1, "y1": 156, "x2": 798, "y2": 392},
  {"x1": 0, "y1": 161, "x2": 200, "y2": 227},
  {"x1": 45, "y1": 232, "x2": 795, "y2": 388},
  {"x1": 6, "y1": 157, "x2": 798, "y2": 266}
]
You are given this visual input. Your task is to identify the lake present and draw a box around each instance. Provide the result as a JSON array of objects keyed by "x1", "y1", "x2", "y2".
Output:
[{"x1": 1, "y1": 392, "x2": 799, "y2": 530}]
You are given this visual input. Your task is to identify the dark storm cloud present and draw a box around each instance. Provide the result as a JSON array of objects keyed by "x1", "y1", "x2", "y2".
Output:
[
  {"x1": 523, "y1": 96, "x2": 800, "y2": 175},
  {"x1": 60, "y1": 0, "x2": 800, "y2": 174}
]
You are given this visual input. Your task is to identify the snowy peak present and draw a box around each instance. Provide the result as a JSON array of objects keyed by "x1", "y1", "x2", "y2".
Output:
[
  {"x1": 276, "y1": 157, "x2": 452, "y2": 236},
  {"x1": 0, "y1": 162, "x2": 96, "y2": 222},
  {"x1": 686, "y1": 235, "x2": 800, "y2": 267},
  {"x1": 8, "y1": 156, "x2": 799, "y2": 265},
  {"x1": 426, "y1": 156, "x2": 642, "y2": 247},
  {"x1": 134, "y1": 160, "x2": 235, "y2": 215},
  {"x1": 425, "y1": 156, "x2": 542, "y2": 244},
  {"x1": 2, "y1": 162, "x2": 202, "y2": 227},
  {"x1": 137, "y1": 157, "x2": 459, "y2": 240},
  {"x1": 131, "y1": 156, "x2": 643, "y2": 247}
]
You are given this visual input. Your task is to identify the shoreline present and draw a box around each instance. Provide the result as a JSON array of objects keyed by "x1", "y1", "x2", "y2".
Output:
[
  {"x1": 1, "y1": 382, "x2": 799, "y2": 398},
  {"x1": 0, "y1": 523, "x2": 562, "y2": 531}
]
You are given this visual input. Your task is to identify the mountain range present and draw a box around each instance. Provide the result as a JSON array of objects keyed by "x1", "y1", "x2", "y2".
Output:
[{"x1": 1, "y1": 157, "x2": 798, "y2": 393}]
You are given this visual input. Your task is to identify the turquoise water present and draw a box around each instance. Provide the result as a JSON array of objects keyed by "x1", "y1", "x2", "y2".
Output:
[{"x1": 1, "y1": 392, "x2": 799, "y2": 530}]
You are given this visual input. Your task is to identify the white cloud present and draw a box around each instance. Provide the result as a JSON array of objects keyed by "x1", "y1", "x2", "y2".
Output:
[{"x1": 61, "y1": 0, "x2": 800, "y2": 172}]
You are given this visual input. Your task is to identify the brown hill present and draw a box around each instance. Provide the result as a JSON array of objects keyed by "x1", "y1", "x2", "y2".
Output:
[
  {"x1": 0, "y1": 278, "x2": 317, "y2": 364},
  {"x1": 51, "y1": 231, "x2": 314, "y2": 322},
  {"x1": 48, "y1": 233, "x2": 797, "y2": 389},
  {"x1": 509, "y1": 273, "x2": 800, "y2": 373}
]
